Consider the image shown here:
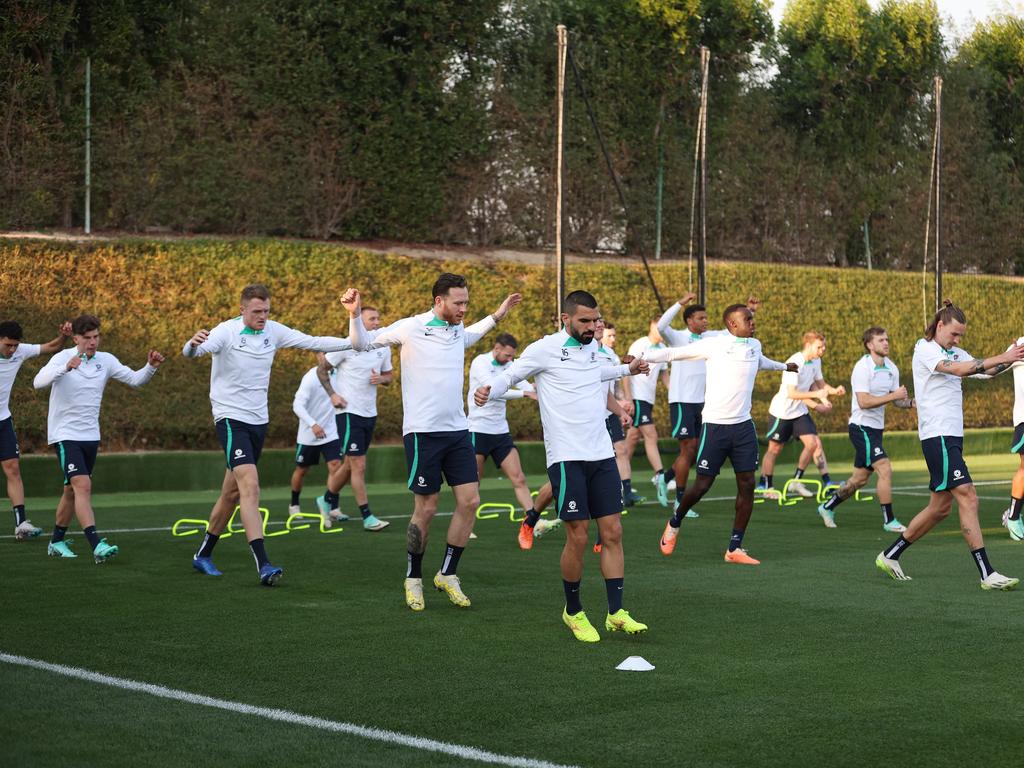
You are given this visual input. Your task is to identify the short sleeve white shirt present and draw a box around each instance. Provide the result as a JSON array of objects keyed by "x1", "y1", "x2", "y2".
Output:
[
  {"x1": 768, "y1": 352, "x2": 822, "y2": 420},
  {"x1": 849, "y1": 355, "x2": 900, "y2": 430},
  {"x1": 912, "y1": 338, "x2": 973, "y2": 440}
]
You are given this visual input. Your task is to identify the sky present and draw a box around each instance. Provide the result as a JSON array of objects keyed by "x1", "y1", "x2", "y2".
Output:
[{"x1": 769, "y1": 0, "x2": 1024, "y2": 40}]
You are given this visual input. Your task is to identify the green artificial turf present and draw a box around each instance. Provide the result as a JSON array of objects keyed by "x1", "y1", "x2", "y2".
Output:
[{"x1": 3, "y1": 454, "x2": 1024, "y2": 768}]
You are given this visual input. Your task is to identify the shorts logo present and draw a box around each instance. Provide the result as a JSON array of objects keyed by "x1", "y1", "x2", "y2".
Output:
[
  {"x1": 773, "y1": 433, "x2": 781, "y2": 440},
  {"x1": 953, "y1": 469, "x2": 963, "y2": 479},
  {"x1": 350, "y1": 443, "x2": 357, "y2": 451},
  {"x1": 680, "y1": 427, "x2": 688, "y2": 435},
  {"x1": 417, "y1": 476, "x2": 426, "y2": 487},
  {"x1": 234, "y1": 448, "x2": 244, "y2": 457},
  {"x1": 873, "y1": 447, "x2": 882, "y2": 455},
  {"x1": 700, "y1": 459, "x2": 709, "y2": 468},
  {"x1": 67, "y1": 463, "x2": 77, "y2": 471},
  {"x1": 567, "y1": 500, "x2": 577, "y2": 511},
  {"x1": 641, "y1": 416, "x2": 650, "y2": 423}
]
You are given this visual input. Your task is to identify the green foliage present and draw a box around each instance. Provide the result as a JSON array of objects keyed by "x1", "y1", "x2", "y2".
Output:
[{"x1": 2, "y1": 239, "x2": 1019, "y2": 452}]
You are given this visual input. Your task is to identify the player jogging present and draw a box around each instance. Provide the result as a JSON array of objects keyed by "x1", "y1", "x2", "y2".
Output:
[
  {"x1": 0, "y1": 319, "x2": 72, "y2": 539},
  {"x1": 288, "y1": 365, "x2": 344, "y2": 526},
  {"x1": 344, "y1": 275, "x2": 521, "y2": 611},
  {"x1": 875, "y1": 301, "x2": 1024, "y2": 589},
  {"x1": 622, "y1": 320, "x2": 669, "y2": 505},
  {"x1": 816, "y1": 327, "x2": 914, "y2": 530},
  {"x1": 644, "y1": 304, "x2": 796, "y2": 564},
  {"x1": 315, "y1": 305, "x2": 394, "y2": 531},
  {"x1": 475, "y1": 290, "x2": 649, "y2": 642},
  {"x1": 184, "y1": 284, "x2": 351, "y2": 585},
  {"x1": 33, "y1": 314, "x2": 163, "y2": 563}
]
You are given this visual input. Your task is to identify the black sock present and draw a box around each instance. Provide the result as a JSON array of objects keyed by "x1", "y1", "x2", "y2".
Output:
[
  {"x1": 407, "y1": 551, "x2": 424, "y2": 579},
  {"x1": 605, "y1": 577, "x2": 624, "y2": 614},
  {"x1": 728, "y1": 528, "x2": 745, "y2": 552},
  {"x1": 524, "y1": 509, "x2": 541, "y2": 528},
  {"x1": 290, "y1": 490, "x2": 300, "y2": 506},
  {"x1": 83, "y1": 525, "x2": 100, "y2": 550},
  {"x1": 823, "y1": 493, "x2": 846, "y2": 511},
  {"x1": 595, "y1": 532, "x2": 602, "y2": 547},
  {"x1": 622, "y1": 479, "x2": 632, "y2": 496},
  {"x1": 50, "y1": 525, "x2": 68, "y2": 544},
  {"x1": 196, "y1": 532, "x2": 219, "y2": 559},
  {"x1": 249, "y1": 538, "x2": 269, "y2": 568},
  {"x1": 324, "y1": 490, "x2": 339, "y2": 508},
  {"x1": 883, "y1": 535, "x2": 911, "y2": 560},
  {"x1": 663, "y1": 468, "x2": 675, "y2": 484},
  {"x1": 676, "y1": 486, "x2": 686, "y2": 503},
  {"x1": 880, "y1": 503, "x2": 895, "y2": 524},
  {"x1": 762, "y1": 474, "x2": 774, "y2": 488},
  {"x1": 440, "y1": 543, "x2": 464, "y2": 576},
  {"x1": 971, "y1": 547, "x2": 994, "y2": 579},
  {"x1": 13, "y1": 505, "x2": 26, "y2": 526},
  {"x1": 793, "y1": 467, "x2": 805, "y2": 479},
  {"x1": 563, "y1": 579, "x2": 582, "y2": 615},
  {"x1": 670, "y1": 507, "x2": 685, "y2": 527},
  {"x1": 822, "y1": 473, "x2": 832, "y2": 485},
  {"x1": 359, "y1": 504, "x2": 371, "y2": 520},
  {"x1": 1010, "y1": 497, "x2": 1024, "y2": 521}
]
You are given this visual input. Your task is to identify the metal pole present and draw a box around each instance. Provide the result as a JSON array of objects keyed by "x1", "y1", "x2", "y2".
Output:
[
  {"x1": 697, "y1": 47, "x2": 709, "y2": 305},
  {"x1": 654, "y1": 142, "x2": 664, "y2": 260},
  {"x1": 555, "y1": 25, "x2": 567, "y2": 324},
  {"x1": 934, "y1": 76, "x2": 942, "y2": 311},
  {"x1": 863, "y1": 220, "x2": 872, "y2": 270},
  {"x1": 85, "y1": 57, "x2": 91, "y2": 235}
]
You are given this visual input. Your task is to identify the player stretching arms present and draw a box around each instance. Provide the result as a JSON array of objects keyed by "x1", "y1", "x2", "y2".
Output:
[
  {"x1": 1002, "y1": 335, "x2": 1024, "y2": 541},
  {"x1": 623, "y1": 320, "x2": 668, "y2": 504},
  {"x1": 476, "y1": 290, "x2": 649, "y2": 642},
  {"x1": 646, "y1": 305, "x2": 796, "y2": 564},
  {"x1": 656, "y1": 293, "x2": 760, "y2": 514},
  {"x1": 34, "y1": 314, "x2": 163, "y2": 562},
  {"x1": 288, "y1": 365, "x2": 343, "y2": 526},
  {"x1": 760, "y1": 331, "x2": 845, "y2": 499},
  {"x1": 315, "y1": 305, "x2": 393, "y2": 531},
  {"x1": 1, "y1": 319, "x2": 72, "y2": 538},
  {"x1": 344, "y1": 276, "x2": 521, "y2": 611},
  {"x1": 816, "y1": 327, "x2": 914, "y2": 530},
  {"x1": 184, "y1": 284, "x2": 351, "y2": 585},
  {"x1": 876, "y1": 301, "x2": 1024, "y2": 589}
]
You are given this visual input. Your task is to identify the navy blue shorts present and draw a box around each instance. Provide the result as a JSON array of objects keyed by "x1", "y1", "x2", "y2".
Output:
[
  {"x1": 404, "y1": 430, "x2": 478, "y2": 495},
  {"x1": 694, "y1": 420, "x2": 759, "y2": 476},
  {"x1": 765, "y1": 413, "x2": 818, "y2": 444},
  {"x1": 215, "y1": 419, "x2": 267, "y2": 470},
  {"x1": 295, "y1": 440, "x2": 342, "y2": 467},
  {"x1": 54, "y1": 440, "x2": 99, "y2": 485},
  {"x1": 471, "y1": 431, "x2": 516, "y2": 468},
  {"x1": 631, "y1": 400, "x2": 654, "y2": 428},
  {"x1": 546, "y1": 457, "x2": 623, "y2": 521},
  {"x1": 1012, "y1": 423, "x2": 1024, "y2": 454},
  {"x1": 921, "y1": 436, "x2": 972, "y2": 492},
  {"x1": 849, "y1": 424, "x2": 887, "y2": 469},
  {"x1": 670, "y1": 402, "x2": 703, "y2": 441},
  {"x1": 337, "y1": 413, "x2": 377, "y2": 457},
  {"x1": 0, "y1": 417, "x2": 20, "y2": 461},
  {"x1": 605, "y1": 413, "x2": 625, "y2": 444}
]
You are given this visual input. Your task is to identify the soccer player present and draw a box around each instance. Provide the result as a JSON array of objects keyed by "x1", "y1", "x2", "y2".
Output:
[
  {"x1": 596, "y1": 319, "x2": 632, "y2": 490},
  {"x1": 644, "y1": 304, "x2": 796, "y2": 564},
  {"x1": 759, "y1": 331, "x2": 845, "y2": 499},
  {"x1": 475, "y1": 290, "x2": 650, "y2": 642},
  {"x1": 1, "y1": 319, "x2": 72, "y2": 539},
  {"x1": 656, "y1": 292, "x2": 761, "y2": 515},
  {"x1": 184, "y1": 284, "x2": 351, "y2": 585},
  {"x1": 315, "y1": 305, "x2": 393, "y2": 531},
  {"x1": 288, "y1": 365, "x2": 343, "y2": 526},
  {"x1": 33, "y1": 314, "x2": 163, "y2": 562},
  {"x1": 816, "y1": 327, "x2": 914, "y2": 530},
  {"x1": 1002, "y1": 334, "x2": 1024, "y2": 541},
  {"x1": 623, "y1": 318, "x2": 669, "y2": 505},
  {"x1": 875, "y1": 301, "x2": 1024, "y2": 589},
  {"x1": 343, "y1": 276, "x2": 521, "y2": 611}
]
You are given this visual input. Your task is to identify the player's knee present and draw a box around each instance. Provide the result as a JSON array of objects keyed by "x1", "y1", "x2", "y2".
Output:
[
  {"x1": 601, "y1": 521, "x2": 622, "y2": 546},
  {"x1": 736, "y1": 475, "x2": 756, "y2": 495},
  {"x1": 1, "y1": 459, "x2": 19, "y2": 479},
  {"x1": 565, "y1": 524, "x2": 588, "y2": 547},
  {"x1": 326, "y1": 460, "x2": 342, "y2": 473}
]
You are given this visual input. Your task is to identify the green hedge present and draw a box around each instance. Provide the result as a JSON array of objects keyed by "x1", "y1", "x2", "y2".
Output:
[{"x1": 0, "y1": 238, "x2": 1019, "y2": 452}]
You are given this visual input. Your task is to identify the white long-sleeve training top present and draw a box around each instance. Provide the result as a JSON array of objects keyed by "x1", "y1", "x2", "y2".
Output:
[
  {"x1": 34, "y1": 349, "x2": 157, "y2": 444},
  {"x1": 182, "y1": 317, "x2": 350, "y2": 425},
  {"x1": 643, "y1": 334, "x2": 787, "y2": 425},
  {"x1": 293, "y1": 366, "x2": 339, "y2": 446},
  {"x1": 467, "y1": 352, "x2": 534, "y2": 435},
  {"x1": 657, "y1": 303, "x2": 729, "y2": 403},
  {"x1": 323, "y1": 347, "x2": 393, "y2": 418},
  {"x1": 0, "y1": 343, "x2": 40, "y2": 420},
  {"x1": 486, "y1": 329, "x2": 632, "y2": 467},
  {"x1": 349, "y1": 309, "x2": 496, "y2": 435}
]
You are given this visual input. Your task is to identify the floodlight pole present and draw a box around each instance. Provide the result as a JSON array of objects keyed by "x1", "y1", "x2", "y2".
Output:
[
  {"x1": 934, "y1": 76, "x2": 942, "y2": 312},
  {"x1": 85, "y1": 57, "x2": 91, "y2": 235},
  {"x1": 555, "y1": 25, "x2": 568, "y2": 325},
  {"x1": 697, "y1": 47, "x2": 710, "y2": 305}
]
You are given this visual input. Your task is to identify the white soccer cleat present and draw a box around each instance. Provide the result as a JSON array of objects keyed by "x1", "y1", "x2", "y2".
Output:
[
  {"x1": 287, "y1": 504, "x2": 301, "y2": 517},
  {"x1": 14, "y1": 520, "x2": 43, "y2": 540},
  {"x1": 875, "y1": 552, "x2": 911, "y2": 581},
  {"x1": 789, "y1": 481, "x2": 815, "y2": 499},
  {"x1": 817, "y1": 503, "x2": 837, "y2": 528},
  {"x1": 534, "y1": 518, "x2": 562, "y2": 538},
  {"x1": 883, "y1": 519, "x2": 907, "y2": 533},
  {"x1": 981, "y1": 572, "x2": 1020, "y2": 591},
  {"x1": 758, "y1": 486, "x2": 781, "y2": 501}
]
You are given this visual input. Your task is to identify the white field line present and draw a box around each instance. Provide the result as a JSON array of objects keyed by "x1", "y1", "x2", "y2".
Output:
[
  {"x1": 0, "y1": 652, "x2": 579, "y2": 768},
  {"x1": 1, "y1": 480, "x2": 1011, "y2": 540}
]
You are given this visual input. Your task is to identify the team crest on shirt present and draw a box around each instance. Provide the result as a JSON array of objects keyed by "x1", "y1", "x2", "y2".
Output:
[
  {"x1": 263, "y1": 338, "x2": 271, "y2": 347},
  {"x1": 240, "y1": 338, "x2": 247, "y2": 347}
]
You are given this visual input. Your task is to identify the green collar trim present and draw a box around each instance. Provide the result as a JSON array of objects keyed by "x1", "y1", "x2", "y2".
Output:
[
  {"x1": 491, "y1": 357, "x2": 503, "y2": 366},
  {"x1": 563, "y1": 336, "x2": 583, "y2": 347},
  {"x1": 240, "y1": 326, "x2": 264, "y2": 336},
  {"x1": 425, "y1": 315, "x2": 448, "y2": 327}
]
